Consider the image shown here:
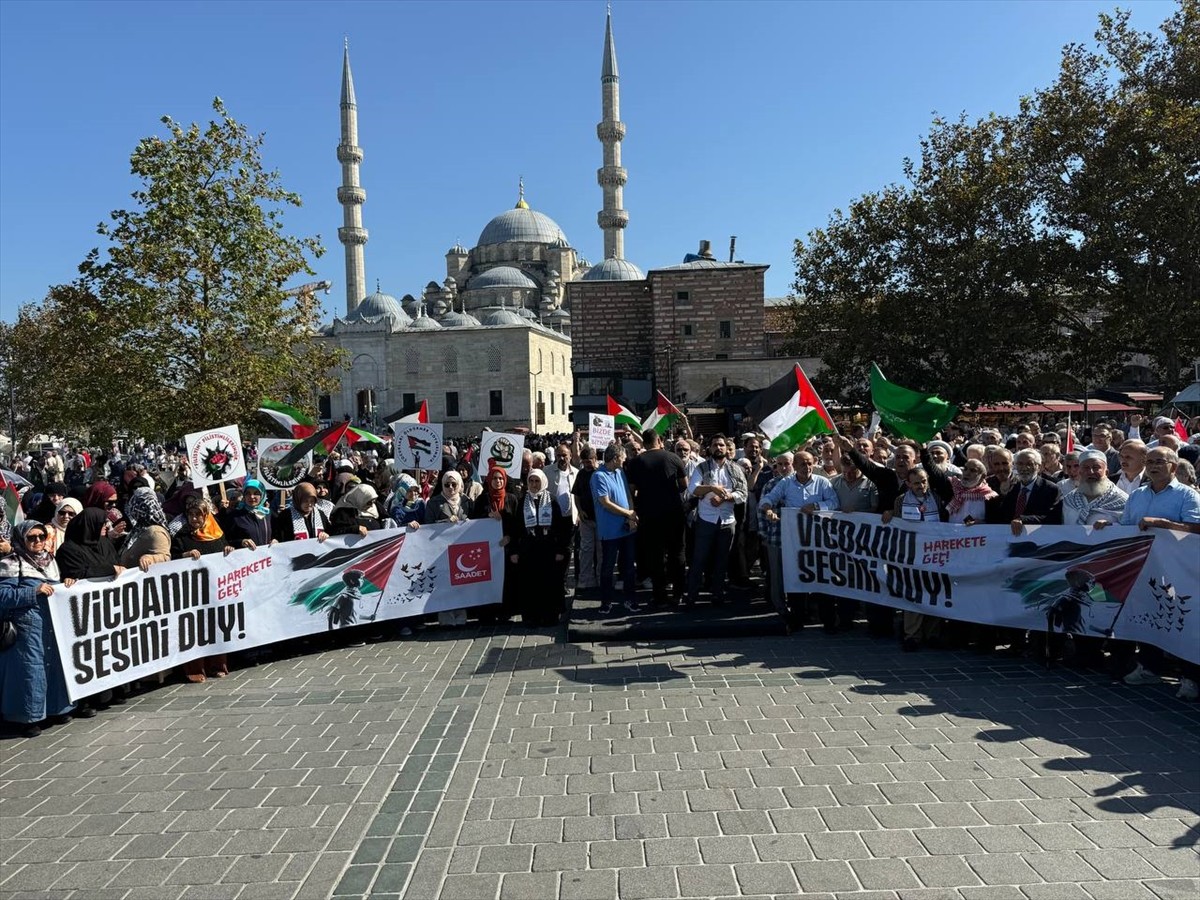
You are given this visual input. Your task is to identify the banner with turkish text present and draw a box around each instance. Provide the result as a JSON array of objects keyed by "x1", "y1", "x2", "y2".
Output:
[
  {"x1": 48, "y1": 520, "x2": 503, "y2": 701},
  {"x1": 781, "y1": 512, "x2": 1198, "y2": 663}
]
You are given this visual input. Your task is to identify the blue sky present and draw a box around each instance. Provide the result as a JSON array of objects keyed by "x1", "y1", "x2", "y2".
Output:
[{"x1": 0, "y1": 0, "x2": 1177, "y2": 321}]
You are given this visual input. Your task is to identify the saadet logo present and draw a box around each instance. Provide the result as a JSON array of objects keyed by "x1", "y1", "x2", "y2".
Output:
[{"x1": 448, "y1": 541, "x2": 492, "y2": 586}]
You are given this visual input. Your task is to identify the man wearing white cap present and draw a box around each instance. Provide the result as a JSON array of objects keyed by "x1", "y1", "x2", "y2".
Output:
[
  {"x1": 1061, "y1": 450, "x2": 1126, "y2": 526},
  {"x1": 1146, "y1": 416, "x2": 1177, "y2": 449}
]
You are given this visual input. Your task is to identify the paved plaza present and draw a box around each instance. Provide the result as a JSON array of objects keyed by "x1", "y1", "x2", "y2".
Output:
[{"x1": 1, "y1": 621, "x2": 1198, "y2": 900}]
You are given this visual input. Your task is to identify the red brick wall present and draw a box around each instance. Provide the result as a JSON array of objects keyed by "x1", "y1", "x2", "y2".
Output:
[{"x1": 567, "y1": 280, "x2": 654, "y2": 374}]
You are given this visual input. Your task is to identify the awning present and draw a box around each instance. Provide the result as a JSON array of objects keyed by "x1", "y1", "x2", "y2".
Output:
[
  {"x1": 969, "y1": 403, "x2": 1056, "y2": 415},
  {"x1": 1170, "y1": 383, "x2": 1200, "y2": 405},
  {"x1": 968, "y1": 399, "x2": 1141, "y2": 415},
  {"x1": 1125, "y1": 392, "x2": 1163, "y2": 402}
]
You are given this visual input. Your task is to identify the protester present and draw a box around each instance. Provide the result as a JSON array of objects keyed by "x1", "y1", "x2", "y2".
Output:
[
  {"x1": 0, "y1": 521, "x2": 74, "y2": 737},
  {"x1": 592, "y1": 443, "x2": 640, "y2": 616},
  {"x1": 571, "y1": 446, "x2": 600, "y2": 591},
  {"x1": 425, "y1": 470, "x2": 468, "y2": 524},
  {"x1": 274, "y1": 482, "x2": 333, "y2": 542},
  {"x1": 685, "y1": 435, "x2": 747, "y2": 607},
  {"x1": 387, "y1": 474, "x2": 425, "y2": 529},
  {"x1": 119, "y1": 487, "x2": 172, "y2": 572},
  {"x1": 1061, "y1": 450, "x2": 1126, "y2": 526},
  {"x1": 46, "y1": 498, "x2": 81, "y2": 557},
  {"x1": 221, "y1": 479, "x2": 276, "y2": 550},
  {"x1": 172, "y1": 495, "x2": 233, "y2": 682},
  {"x1": 507, "y1": 469, "x2": 572, "y2": 627},
  {"x1": 626, "y1": 429, "x2": 688, "y2": 607},
  {"x1": 330, "y1": 483, "x2": 382, "y2": 536}
]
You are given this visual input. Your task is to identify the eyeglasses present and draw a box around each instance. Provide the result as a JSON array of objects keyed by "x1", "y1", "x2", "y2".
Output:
[
  {"x1": 26, "y1": 533, "x2": 48, "y2": 542},
  {"x1": 58, "y1": 509, "x2": 76, "y2": 519},
  {"x1": 103, "y1": 500, "x2": 117, "y2": 508}
]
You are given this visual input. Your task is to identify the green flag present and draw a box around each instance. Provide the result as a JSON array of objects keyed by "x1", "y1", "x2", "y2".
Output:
[{"x1": 869, "y1": 363, "x2": 957, "y2": 442}]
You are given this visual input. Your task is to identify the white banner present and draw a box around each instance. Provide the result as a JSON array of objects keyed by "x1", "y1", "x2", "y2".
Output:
[
  {"x1": 48, "y1": 519, "x2": 504, "y2": 701},
  {"x1": 392, "y1": 422, "x2": 443, "y2": 470},
  {"x1": 782, "y1": 511, "x2": 1200, "y2": 663},
  {"x1": 479, "y1": 432, "x2": 524, "y2": 479},
  {"x1": 184, "y1": 425, "x2": 247, "y2": 488},
  {"x1": 257, "y1": 438, "x2": 312, "y2": 490},
  {"x1": 589, "y1": 414, "x2": 615, "y2": 450}
]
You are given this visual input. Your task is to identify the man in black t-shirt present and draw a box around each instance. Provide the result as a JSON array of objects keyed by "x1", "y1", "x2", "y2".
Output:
[{"x1": 626, "y1": 429, "x2": 688, "y2": 606}]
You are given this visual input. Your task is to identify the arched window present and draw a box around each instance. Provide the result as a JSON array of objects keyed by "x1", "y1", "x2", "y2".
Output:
[
  {"x1": 405, "y1": 349, "x2": 419, "y2": 375},
  {"x1": 487, "y1": 345, "x2": 502, "y2": 372},
  {"x1": 444, "y1": 347, "x2": 458, "y2": 374}
]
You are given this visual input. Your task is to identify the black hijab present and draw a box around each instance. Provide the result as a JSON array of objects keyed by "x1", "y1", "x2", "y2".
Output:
[{"x1": 56, "y1": 507, "x2": 120, "y2": 580}]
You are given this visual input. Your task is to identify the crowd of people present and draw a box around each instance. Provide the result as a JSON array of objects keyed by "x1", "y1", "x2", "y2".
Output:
[{"x1": 1, "y1": 413, "x2": 1198, "y2": 738}]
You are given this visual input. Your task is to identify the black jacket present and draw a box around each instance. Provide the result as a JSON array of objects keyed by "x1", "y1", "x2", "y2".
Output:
[{"x1": 987, "y1": 476, "x2": 1063, "y2": 526}]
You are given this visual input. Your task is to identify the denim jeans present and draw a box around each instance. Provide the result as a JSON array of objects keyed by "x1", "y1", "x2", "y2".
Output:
[
  {"x1": 687, "y1": 518, "x2": 735, "y2": 602},
  {"x1": 600, "y1": 534, "x2": 636, "y2": 607}
]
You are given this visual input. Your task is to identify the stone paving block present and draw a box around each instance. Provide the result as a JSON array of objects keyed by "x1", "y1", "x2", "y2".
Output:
[
  {"x1": 1078, "y1": 849, "x2": 1165, "y2": 881},
  {"x1": 560, "y1": 868, "x2": 618, "y2": 900},
  {"x1": 1134, "y1": 849, "x2": 1200, "y2": 878},
  {"x1": 753, "y1": 832, "x2": 814, "y2": 862},
  {"x1": 614, "y1": 814, "x2": 667, "y2": 841},
  {"x1": 436, "y1": 873, "x2": 501, "y2": 899},
  {"x1": 851, "y1": 857, "x2": 921, "y2": 890},
  {"x1": 792, "y1": 859, "x2": 860, "y2": 893},
  {"x1": 501, "y1": 871, "x2": 561, "y2": 899},
  {"x1": 617, "y1": 866, "x2": 679, "y2": 900},
  {"x1": 909, "y1": 854, "x2": 984, "y2": 888},
  {"x1": 589, "y1": 841, "x2": 645, "y2": 869},
  {"x1": 675, "y1": 864, "x2": 738, "y2": 898}
]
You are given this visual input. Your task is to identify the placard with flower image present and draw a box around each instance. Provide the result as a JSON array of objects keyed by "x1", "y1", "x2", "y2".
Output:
[{"x1": 185, "y1": 425, "x2": 247, "y2": 487}]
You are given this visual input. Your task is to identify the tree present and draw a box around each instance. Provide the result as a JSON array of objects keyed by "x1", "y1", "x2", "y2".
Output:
[
  {"x1": 1024, "y1": 2, "x2": 1200, "y2": 397},
  {"x1": 790, "y1": 1, "x2": 1199, "y2": 405},
  {"x1": 11, "y1": 97, "x2": 344, "y2": 443},
  {"x1": 789, "y1": 113, "x2": 1073, "y2": 406}
]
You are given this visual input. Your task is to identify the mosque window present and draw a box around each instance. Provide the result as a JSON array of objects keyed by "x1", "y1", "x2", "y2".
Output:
[
  {"x1": 719, "y1": 320, "x2": 733, "y2": 340},
  {"x1": 487, "y1": 346, "x2": 502, "y2": 371},
  {"x1": 445, "y1": 392, "x2": 460, "y2": 418},
  {"x1": 406, "y1": 349, "x2": 420, "y2": 374},
  {"x1": 682, "y1": 324, "x2": 693, "y2": 337},
  {"x1": 676, "y1": 291, "x2": 691, "y2": 305},
  {"x1": 445, "y1": 348, "x2": 458, "y2": 374},
  {"x1": 490, "y1": 390, "x2": 504, "y2": 416}
]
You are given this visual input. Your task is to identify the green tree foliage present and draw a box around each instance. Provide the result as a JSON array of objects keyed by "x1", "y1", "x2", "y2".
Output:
[
  {"x1": 790, "y1": 1, "x2": 1199, "y2": 405},
  {"x1": 9, "y1": 98, "x2": 344, "y2": 443}
]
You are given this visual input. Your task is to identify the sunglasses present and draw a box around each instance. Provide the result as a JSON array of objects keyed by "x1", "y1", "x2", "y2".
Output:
[
  {"x1": 26, "y1": 533, "x2": 48, "y2": 542},
  {"x1": 58, "y1": 509, "x2": 77, "y2": 518}
]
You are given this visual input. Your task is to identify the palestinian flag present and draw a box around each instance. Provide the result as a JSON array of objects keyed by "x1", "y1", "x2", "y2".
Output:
[
  {"x1": 348, "y1": 427, "x2": 385, "y2": 445},
  {"x1": 869, "y1": 363, "x2": 957, "y2": 443},
  {"x1": 745, "y1": 364, "x2": 835, "y2": 453},
  {"x1": 1, "y1": 474, "x2": 22, "y2": 528},
  {"x1": 642, "y1": 391, "x2": 684, "y2": 436},
  {"x1": 277, "y1": 421, "x2": 353, "y2": 468},
  {"x1": 606, "y1": 395, "x2": 641, "y2": 430},
  {"x1": 258, "y1": 400, "x2": 318, "y2": 439},
  {"x1": 396, "y1": 400, "x2": 429, "y2": 424}
]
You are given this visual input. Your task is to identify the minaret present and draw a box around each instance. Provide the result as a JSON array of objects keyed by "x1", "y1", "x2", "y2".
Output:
[
  {"x1": 337, "y1": 40, "x2": 368, "y2": 315},
  {"x1": 597, "y1": 7, "x2": 628, "y2": 260}
]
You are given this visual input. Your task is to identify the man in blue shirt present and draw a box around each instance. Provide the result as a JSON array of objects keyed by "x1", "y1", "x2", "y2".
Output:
[
  {"x1": 1102, "y1": 447, "x2": 1200, "y2": 692},
  {"x1": 591, "y1": 443, "x2": 640, "y2": 615},
  {"x1": 1119, "y1": 448, "x2": 1200, "y2": 533}
]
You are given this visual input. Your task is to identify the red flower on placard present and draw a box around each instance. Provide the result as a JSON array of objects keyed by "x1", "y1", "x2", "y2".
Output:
[{"x1": 202, "y1": 442, "x2": 235, "y2": 480}]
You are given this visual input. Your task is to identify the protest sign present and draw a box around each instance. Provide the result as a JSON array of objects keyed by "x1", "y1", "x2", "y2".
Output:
[
  {"x1": 479, "y1": 432, "x2": 524, "y2": 479},
  {"x1": 185, "y1": 425, "x2": 246, "y2": 487},
  {"x1": 588, "y1": 414, "x2": 615, "y2": 450},
  {"x1": 48, "y1": 519, "x2": 503, "y2": 701},
  {"x1": 257, "y1": 438, "x2": 312, "y2": 490},
  {"x1": 392, "y1": 422, "x2": 444, "y2": 470},
  {"x1": 782, "y1": 512, "x2": 1199, "y2": 663}
]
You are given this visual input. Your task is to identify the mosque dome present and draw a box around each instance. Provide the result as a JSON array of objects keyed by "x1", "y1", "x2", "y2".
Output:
[
  {"x1": 406, "y1": 306, "x2": 443, "y2": 331},
  {"x1": 479, "y1": 308, "x2": 529, "y2": 327},
  {"x1": 346, "y1": 287, "x2": 411, "y2": 327},
  {"x1": 477, "y1": 207, "x2": 568, "y2": 247},
  {"x1": 467, "y1": 266, "x2": 540, "y2": 292},
  {"x1": 439, "y1": 308, "x2": 482, "y2": 327},
  {"x1": 579, "y1": 258, "x2": 645, "y2": 281}
]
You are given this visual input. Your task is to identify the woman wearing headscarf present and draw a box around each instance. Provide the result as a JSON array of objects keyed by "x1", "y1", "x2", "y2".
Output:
[
  {"x1": 388, "y1": 474, "x2": 426, "y2": 529},
  {"x1": 507, "y1": 469, "x2": 572, "y2": 627},
  {"x1": 162, "y1": 482, "x2": 204, "y2": 537},
  {"x1": 456, "y1": 458, "x2": 482, "y2": 503},
  {"x1": 471, "y1": 462, "x2": 521, "y2": 622},
  {"x1": 120, "y1": 487, "x2": 172, "y2": 572},
  {"x1": 220, "y1": 478, "x2": 275, "y2": 551},
  {"x1": 81, "y1": 480, "x2": 128, "y2": 543},
  {"x1": 424, "y1": 470, "x2": 468, "y2": 524},
  {"x1": 0, "y1": 521, "x2": 75, "y2": 737},
  {"x1": 29, "y1": 482, "x2": 69, "y2": 525},
  {"x1": 172, "y1": 495, "x2": 233, "y2": 682},
  {"x1": 330, "y1": 483, "x2": 382, "y2": 536},
  {"x1": 46, "y1": 498, "x2": 82, "y2": 557},
  {"x1": 56, "y1": 508, "x2": 124, "y2": 583}
]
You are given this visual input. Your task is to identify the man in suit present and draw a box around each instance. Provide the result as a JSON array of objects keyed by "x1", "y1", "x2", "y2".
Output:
[{"x1": 988, "y1": 448, "x2": 1063, "y2": 535}]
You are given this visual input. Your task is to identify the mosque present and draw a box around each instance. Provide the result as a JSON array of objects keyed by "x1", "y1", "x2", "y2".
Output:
[{"x1": 320, "y1": 11, "x2": 796, "y2": 435}]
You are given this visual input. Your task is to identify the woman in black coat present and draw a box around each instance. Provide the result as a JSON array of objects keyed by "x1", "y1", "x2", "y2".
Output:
[
  {"x1": 507, "y1": 469, "x2": 572, "y2": 627},
  {"x1": 471, "y1": 463, "x2": 521, "y2": 622}
]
